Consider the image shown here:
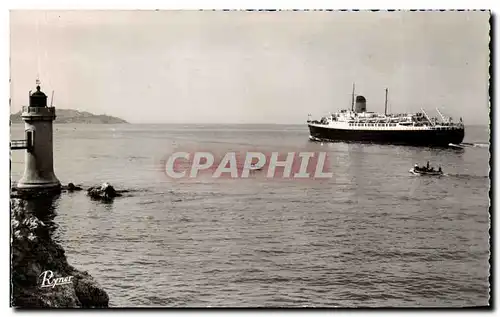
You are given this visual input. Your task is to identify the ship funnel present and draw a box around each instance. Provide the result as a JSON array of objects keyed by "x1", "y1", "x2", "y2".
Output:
[{"x1": 355, "y1": 95, "x2": 366, "y2": 113}]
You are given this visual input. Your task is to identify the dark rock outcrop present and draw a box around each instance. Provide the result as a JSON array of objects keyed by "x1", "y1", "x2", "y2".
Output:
[
  {"x1": 11, "y1": 198, "x2": 109, "y2": 308},
  {"x1": 87, "y1": 183, "x2": 121, "y2": 202},
  {"x1": 63, "y1": 183, "x2": 83, "y2": 192}
]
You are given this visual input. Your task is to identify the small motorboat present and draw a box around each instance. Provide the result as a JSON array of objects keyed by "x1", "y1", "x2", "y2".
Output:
[
  {"x1": 409, "y1": 167, "x2": 443, "y2": 176},
  {"x1": 410, "y1": 161, "x2": 444, "y2": 176}
]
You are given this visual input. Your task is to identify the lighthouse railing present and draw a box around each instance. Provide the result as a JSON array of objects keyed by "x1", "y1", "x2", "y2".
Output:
[
  {"x1": 22, "y1": 106, "x2": 56, "y2": 114},
  {"x1": 10, "y1": 140, "x2": 28, "y2": 150}
]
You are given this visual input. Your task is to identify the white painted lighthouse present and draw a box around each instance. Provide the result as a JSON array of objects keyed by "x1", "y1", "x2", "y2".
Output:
[{"x1": 16, "y1": 81, "x2": 61, "y2": 193}]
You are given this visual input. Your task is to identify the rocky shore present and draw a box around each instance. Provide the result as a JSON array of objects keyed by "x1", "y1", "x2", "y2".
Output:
[{"x1": 11, "y1": 197, "x2": 109, "y2": 308}]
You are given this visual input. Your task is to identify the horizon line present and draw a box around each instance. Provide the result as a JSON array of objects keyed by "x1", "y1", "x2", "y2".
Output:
[{"x1": 11, "y1": 121, "x2": 490, "y2": 126}]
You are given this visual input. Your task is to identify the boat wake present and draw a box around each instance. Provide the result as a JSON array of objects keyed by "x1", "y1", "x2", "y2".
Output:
[
  {"x1": 445, "y1": 173, "x2": 489, "y2": 180},
  {"x1": 309, "y1": 135, "x2": 322, "y2": 142},
  {"x1": 408, "y1": 171, "x2": 488, "y2": 180},
  {"x1": 451, "y1": 142, "x2": 489, "y2": 149},
  {"x1": 470, "y1": 142, "x2": 489, "y2": 148}
]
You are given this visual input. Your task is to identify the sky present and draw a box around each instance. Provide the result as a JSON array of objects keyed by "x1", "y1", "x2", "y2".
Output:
[{"x1": 10, "y1": 10, "x2": 490, "y2": 124}]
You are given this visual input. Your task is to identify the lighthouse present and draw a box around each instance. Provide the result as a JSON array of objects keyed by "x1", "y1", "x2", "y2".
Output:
[{"x1": 16, "y1": 81, "x2": 61, "y2": 194}]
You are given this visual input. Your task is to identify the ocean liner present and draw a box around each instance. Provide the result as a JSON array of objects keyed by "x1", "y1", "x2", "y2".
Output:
[{"x1": 307, "y1": 85, "x2": 465, "y2": 147}]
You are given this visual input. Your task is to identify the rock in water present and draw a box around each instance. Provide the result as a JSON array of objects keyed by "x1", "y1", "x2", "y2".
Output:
[
  {"x1": 11, "y1": 198, "x2": 109, "y2": 308},
  {"x1": 101, "y1": 183, "x2": 116, "y2": 197},
  {"x1": 66, "y1": 183, "x2": 82, "y2": 191},
  {"x1": 87, "y1": 183, "x2": 121, "y2": 201}
]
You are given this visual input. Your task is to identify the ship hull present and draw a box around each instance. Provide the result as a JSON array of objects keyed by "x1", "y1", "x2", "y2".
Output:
[{"x1": 308, "y1": 125, "x2": 465, "y2": 147}]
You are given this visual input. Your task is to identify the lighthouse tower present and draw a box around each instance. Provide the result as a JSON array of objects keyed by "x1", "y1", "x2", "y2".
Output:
[{"x1": 17, "y1": 81, "x2": 61, "y2": 194}]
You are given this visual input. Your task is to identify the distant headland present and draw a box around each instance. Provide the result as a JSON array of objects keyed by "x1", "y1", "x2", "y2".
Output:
[{"x1": 10, "y1": 109, "x2": 128, "y2": 124}]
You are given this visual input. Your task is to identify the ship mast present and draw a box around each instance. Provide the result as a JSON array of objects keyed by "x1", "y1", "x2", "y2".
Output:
[
  {"x1": 384, "y1": 88, "x2": 388, "y2": 116},
  {"x1": 351, "y1": 83, "x2": 355, "y2": 111},
  {"x1": 421, "y1": 108, "x2": 435, "y2": 126},
  {"x1": 435, "y1": 108, "x2": 447, "y2": 122}
]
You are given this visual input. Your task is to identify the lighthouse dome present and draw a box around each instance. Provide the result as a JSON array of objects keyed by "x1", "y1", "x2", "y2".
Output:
[{"x1": 29, "y1": 85, "x2": 47, "y2": 107}]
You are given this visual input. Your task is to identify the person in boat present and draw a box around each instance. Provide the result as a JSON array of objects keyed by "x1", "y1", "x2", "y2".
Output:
[
  {"x1": 414, "y1": 163, "x2": 419, "y2": 171},
  {"x1": 438, "y1": 166, "x2": 442, "y2": 173},
  {"x1": 426, "y1": 161, "x2": 430, "y2": 170}
]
